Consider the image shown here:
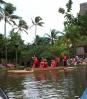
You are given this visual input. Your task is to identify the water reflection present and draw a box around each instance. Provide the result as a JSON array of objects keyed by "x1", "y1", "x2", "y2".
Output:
[
  {"x1": 21, "y1": 70, "x2": 75, "y2": 99},
  {"x1": 0, "y1": 67, "x2": 87, "y2": 99}
]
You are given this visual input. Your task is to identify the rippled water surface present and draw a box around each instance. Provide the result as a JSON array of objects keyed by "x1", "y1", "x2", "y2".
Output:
[{"x1": 0, "y1": 67, "x2": 87, "y2": 99}]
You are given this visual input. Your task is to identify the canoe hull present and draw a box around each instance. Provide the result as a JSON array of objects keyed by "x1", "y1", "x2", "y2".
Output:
[{"x1": 7, "y1": 67, "x2": 75, "y2": 74}]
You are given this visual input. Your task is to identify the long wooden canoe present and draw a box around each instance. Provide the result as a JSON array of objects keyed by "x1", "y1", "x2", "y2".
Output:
[{"x1": 7, "y1": 67, "x2": 75, "y2": 75}]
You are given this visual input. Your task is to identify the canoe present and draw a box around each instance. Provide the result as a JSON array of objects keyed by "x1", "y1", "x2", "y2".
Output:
[
  {"x1": 7, "y1": 69, "x2": 34, "y2": 74},
  {"x1": 7, "y1": 67, "x2": 75, "y2": 74}
]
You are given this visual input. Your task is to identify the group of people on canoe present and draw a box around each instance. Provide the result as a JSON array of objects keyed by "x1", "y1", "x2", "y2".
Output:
[{"x1": 32, "y1": 54, "x2": 68, "y2": 68}]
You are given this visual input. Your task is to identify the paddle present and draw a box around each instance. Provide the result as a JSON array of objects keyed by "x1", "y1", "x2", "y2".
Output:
[{"x1": 0, "y1": 88, "x2": 9, "y2": 99}]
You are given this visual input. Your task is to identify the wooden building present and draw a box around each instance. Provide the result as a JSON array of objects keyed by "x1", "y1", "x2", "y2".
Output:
[{"x1": 80, "y1": 2, "x2": 87, "y2": 15}]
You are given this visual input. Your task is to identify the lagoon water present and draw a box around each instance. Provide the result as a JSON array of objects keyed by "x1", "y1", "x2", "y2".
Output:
[{"x1": 0, "y1": 67, "x2": 87, "y2": 99}]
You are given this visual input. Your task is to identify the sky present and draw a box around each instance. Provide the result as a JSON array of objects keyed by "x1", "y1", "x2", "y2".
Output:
[{"x1": 0, "y1": 0, "x2": 87, "y2": 44}]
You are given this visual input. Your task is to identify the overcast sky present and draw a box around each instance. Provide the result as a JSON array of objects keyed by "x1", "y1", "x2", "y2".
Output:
[{"x1": 0, "y1": 0, "x2": 87, "y2": 43}]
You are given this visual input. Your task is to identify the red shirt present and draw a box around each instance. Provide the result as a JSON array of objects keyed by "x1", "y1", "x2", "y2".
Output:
[
  {"x1": 40, "y1": 61, "x2": 44, "y2": 68},
  {"x1": 55, "y1": 57, "x2": 60, "y2": 66},
  {"x1": 33, "y1": 57, "x2": 40, "y2": 68},
  {"x1": 51, "y1": 60, "x2": 57, "y2": 67},
  {"x1": 44, "y1": 61, "x2": 48, "y2": 68}
]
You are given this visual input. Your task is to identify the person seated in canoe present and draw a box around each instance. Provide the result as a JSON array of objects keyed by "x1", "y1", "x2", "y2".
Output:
[
  {"x1": 55, "y1": 56, "x2": 60, "y2": 66},
  {"x1": 32, "y1": 56, "x2": 40, "y2": 68},
  {"x1": 44, "y1": 58, "x2": 48, "y2": 68},
  {"x1": 40, "y1": 60, "x2": 44, "y2": 68},
  {"x1": 51, "y1": 60, "x2": 57, "y2": 68},
  {"x1": 40, "y1": 58, "x2": 48, "y2": 68}
]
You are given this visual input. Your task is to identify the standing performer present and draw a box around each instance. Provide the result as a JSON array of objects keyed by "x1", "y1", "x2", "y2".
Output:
[
  {"x1": 32, "y1": 56, "x2": 40, "y2": 68},
  {"x1": 64, "y1": 54, "x2": 68, "y2": 66}
]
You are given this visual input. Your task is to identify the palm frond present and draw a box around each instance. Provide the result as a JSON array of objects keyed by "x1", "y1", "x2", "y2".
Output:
[
  {"x1": 23, "y1": 25, "x2": 28, "y2": 30},
  {"x1": 10, "y1": 19, "x2": 17, "y2": 25},
  {"x1": 44, "y1": 33, "x2": 51, "y2": 38},
  {"x1": 6, "y1": 19, "x2": 12, "y2": 25},
  {"x1": 4, "y1": 3, "x2": 16, "y2": 15},
  {"x1": 57, "y1": 31, "x2": 65, "y2": 35},
  {"x1": 23, "y1": 29, "x2": 28, "y2": 34},
  {"x1": 0, "y1": 0, "x2": 6, "y2": 4},
  {"x1": 0, "y1": 16, "x2": 3, "y2": 20},
  {"x1": 35, "y1": 16, "x2": 42, "y2": 23},
  {"x1": 31, "y1": 18, "x2": 35, "y2": 25},
  {"x1": 0, "y1": 13, "x2": 3, "y2": 20},
  {"x1": 58, "y1": 8, "x2": 65, "y2": 14},
  {"x1": 17, "y1": 29, "x2": 20, "y2": 33},
  {"x1": 10, "y1": 15, "x2": 21, "y2": 19},
  {"x1": 37, "y1": 22, "x2": 44, "y2": 26},
  {"x1": 18, "y1": 19, "x2": 28, "y2": 30},
  {"x1": 0, "y1": 6, "x2": 4, "y2": 14},
  {"x1": 19, "y1": 19, "x2": 26, "y2": 26}
]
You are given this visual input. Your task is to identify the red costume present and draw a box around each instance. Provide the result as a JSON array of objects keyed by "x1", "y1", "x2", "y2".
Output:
[
  {"x1": 64, "y1": 55, "x2": 68, "y2": 66},
  {"x1": 55, "y1": 57, "x2": 60, "y2": 66},
  {"x1": 40, "y1": 59, "x2": 48, "y2": 68},
  {"x1": 51, "y1": 60, "x2": 57, "y2": 68},
  {"x1": 44, "y1": 60, "x2": 48, "y2": 68},
  {"x1": 40, "y1": 61, "x2": 44, "y2": 68},
  {"x1": 32, "y1": 57, "x2": 40, "y2": 68}
]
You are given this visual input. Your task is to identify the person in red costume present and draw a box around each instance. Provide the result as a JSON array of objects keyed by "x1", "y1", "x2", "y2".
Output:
[
  {"x1": 51, "y1": 60, "x2": 57, "y2": 68},
  {"x1": 64, "y1": 54, "x2": 68, "y2": 66},
  {"x1": 40, "y1": 60, "x2": 44, "y2": 68},
  {"x1": 43, "y1": 58, "x2": 48, "y2": 68},
  {"x1": 32, "y1": 56, "x2": 40, "y2": 68},
  {"x1": 55, "y1": 56, "x2": 60, "y2": 66},
  {"x1": 40, "y1": 58, "x2": 48, "y2": 68}
]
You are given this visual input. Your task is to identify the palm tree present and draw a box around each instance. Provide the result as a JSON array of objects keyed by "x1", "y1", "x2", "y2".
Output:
[
  {"x1": 45, "y1": 29, "x2": 60, "y2": 45},
  {"x1": 35, "y1": 35, "x2": 50, "y2": 45},
  {"x1": 11, "y1": 19, "x2": 28, "y2": 64},
  {"x1": 0, "y1": 3, "x2": 20, "y2": 64},
  {"x1": 58, "y1": 8, "x2": 65, "y2": 14},
  {"x1": 12, "y1": 19, "x2": 28, "y2": 34},
  {"x1": 30, "y1": 16, "x2": 44, "y2": 45}
]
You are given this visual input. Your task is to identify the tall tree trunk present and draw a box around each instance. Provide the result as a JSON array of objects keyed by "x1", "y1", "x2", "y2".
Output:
[
  {"x1": 4, "y1": 17, "x2": 7, "y2": 64},
  {"x1": 16, "y1": 48, "x2": 18, "y2": 65},
  {"x1": 51, "y1": 37, "x2": 54, "y2": 45},
  {"x1": 35, "y1": 25, "x2": 37, "y2": 45}
]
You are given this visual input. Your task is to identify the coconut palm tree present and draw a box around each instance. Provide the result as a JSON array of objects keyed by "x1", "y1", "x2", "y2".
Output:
[
  {"x1": 34, "y1": 35, "x2": 50, "y2": 45},
  {"x1": 30, "y1": 16, "x2": 44, "y2": 45},
  {"x1": 11, "y1": 19, "x2": 28, "y2": 64},
  {"x1": 0, "y1": 3, "x2": 20, "y2": 63},
  {"x1": 45, "y1": 29, "x2": 61, "y2": 45},
  {"x1": 12, "y1": 19, "x2": 28, "y2": 34}
]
